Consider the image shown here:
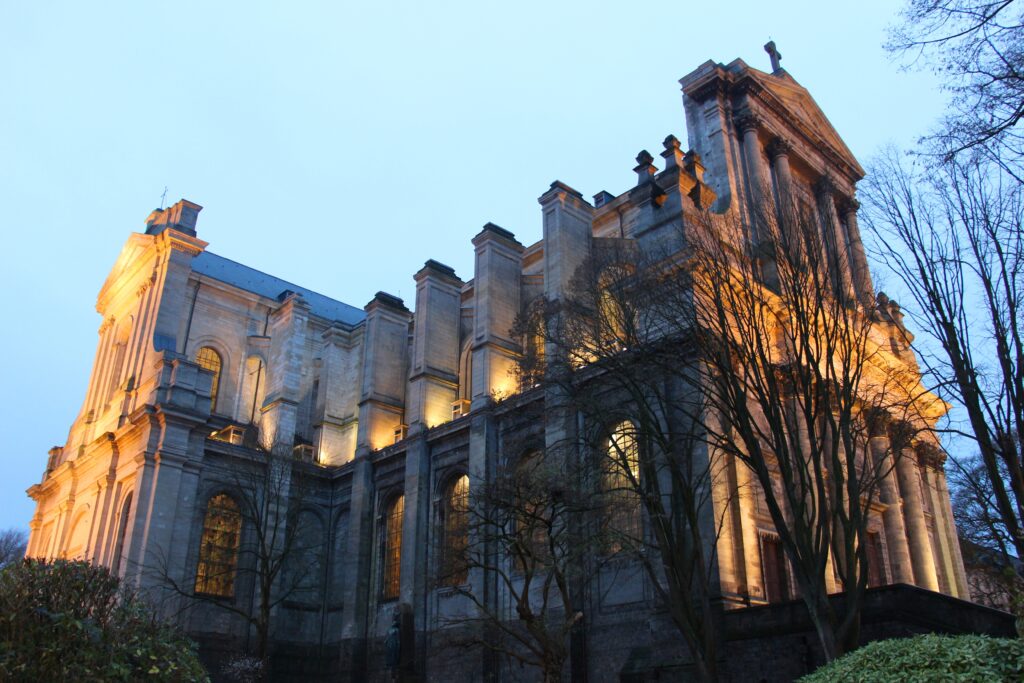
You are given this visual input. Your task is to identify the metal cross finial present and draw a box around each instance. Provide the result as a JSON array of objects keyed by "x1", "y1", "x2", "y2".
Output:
[
  {"x1": 159, "y1": 186, "x2": 168, "y2": 209},
  {"x1": 764, "y1": 40, "x2": 782, "y2": 72}
]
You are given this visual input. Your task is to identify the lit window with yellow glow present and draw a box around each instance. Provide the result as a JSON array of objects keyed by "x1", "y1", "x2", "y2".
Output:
[
  {"x1": 439, "y1": 474, "x2": 469, "y2": 586},
  {"x1": 195, "y1": 347, "x2": 222, "y2": 413},
  {"x1": 381, "y1": 494, "x2": 404, "y2": 600},
  {"x1": 604, "y1": 421, "x2": 642, "y2": 552},
  {"x1": 194, "y1": 493, "x2": 241, "y2": 598}
]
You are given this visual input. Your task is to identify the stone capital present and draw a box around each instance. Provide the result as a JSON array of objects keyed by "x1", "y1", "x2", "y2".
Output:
[
  {"x1": 733, "y1": 111, "x2": 762, "y2": 135},
  {"x1": 766, "y1": 136, "x2": 793, "y2": 160},
  {"x1": 914, "y1": 441, "x2": 946, "y2": 469},
  {"x1": 813, "y1": 176, "x2": 836, "y2": 201},
  {"x1": 863, "y1": 407, "x2": 891, "y2": 438},
  {"x1": 838, "y1": 196, "x2": 861, "y2": 216}
]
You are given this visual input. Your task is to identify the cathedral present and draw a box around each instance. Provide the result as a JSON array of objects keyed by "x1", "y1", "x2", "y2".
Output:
[{"x1": 26, "y1": 52, "x2": 983, "y2": 681}]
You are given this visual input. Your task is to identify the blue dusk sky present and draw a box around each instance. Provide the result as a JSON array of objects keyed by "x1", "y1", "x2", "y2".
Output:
[{"x1": 0, "y1": 1, "x2": 944, "y2": 531}]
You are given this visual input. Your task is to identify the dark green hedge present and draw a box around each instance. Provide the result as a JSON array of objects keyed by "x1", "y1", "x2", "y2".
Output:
[
  {"x1": 0, "y1": 559, "x2": 208, "y2": 682},
  {"x1": 800, "y1": 633, "x2": 1024, "y2": 682}
]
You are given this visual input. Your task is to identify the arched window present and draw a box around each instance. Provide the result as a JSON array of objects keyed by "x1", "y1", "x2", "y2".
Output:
[
  {"x1": 195, "y1": 493, "x2": 241, "y2": 598},
  {"x1": 381, "y1": 494, "x2": 404, "y2": 601},
  {"x1": 111, "y1": 492, "x2": 133, "y2": 576},
  {"x1": 63, "y1": 508, "x2": 91, "y2": 560},
  {"x1": 287, "y1": 510, "x2": 325, "y2": 604},
  {"x1": 598, "y1": 265, "x2": 633, "y2": 352},
  {"x1": 195, "y1": 347, "x2": 223, "y2": 413},
  {"x1": 439, "y1": 474, "x2": 469, "y2": 586},
  {"x1": 603, "y1": 420, "x2": 642, "y2": 552}
]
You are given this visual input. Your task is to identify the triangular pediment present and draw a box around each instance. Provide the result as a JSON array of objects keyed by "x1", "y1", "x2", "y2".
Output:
[
  {"x1": 95, "y1": 233, "x2": 156, "y2": 313},
  {"x1": 746, "y1": 66, "x2": 864, "y2": 178}
]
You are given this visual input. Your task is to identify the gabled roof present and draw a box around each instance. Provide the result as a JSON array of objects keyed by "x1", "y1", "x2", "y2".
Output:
[{"x1": 192, "y1": 251, "x2": 365, "y2": 326}]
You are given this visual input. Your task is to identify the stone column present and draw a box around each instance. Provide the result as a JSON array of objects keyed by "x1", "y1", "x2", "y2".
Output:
[
  {"x1": 917, "y1": 443, "x2": 965, "y2": 596},
  {"x1": 866, "y1": 411, "x2": 914, "y2": 583},
  {"x1": 407, "y1": 260, "x2": 463, "y2": 428},
  {"x1": 470, "y1": 224, "x2": 524, "y2": 408},
  {"x1": 733, "y1": 448, "x2": 767, "y2": 602},
  {"x1": 711, "y1": 447, "x2": 744, "y2": 604},
  {"x1": 931, "y1": 459, "x2": 971, "y2": 598},
  {"x1": 355, "y1": 292, "x2": 412, "y2": 452},
  {"x1": 839, "y1": 198, "x2": 874, "y2": 308},
  {"x1": 891, "y1": 424, "x2": 939, "y2": 591},
  {"x1": 735, "y1": 112, "x2": 771, "y2": 245},
  {"x1": 814, "y1": 179, "x2": 856, "y2": 304},
  {"x1": 767, "y1": 137, "x2": 802, "y2": 253}
]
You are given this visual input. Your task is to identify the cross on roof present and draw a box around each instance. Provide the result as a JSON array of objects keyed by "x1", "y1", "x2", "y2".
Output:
[{"x1": 764, "y1": 40, "x2": 782, "y2": 72}]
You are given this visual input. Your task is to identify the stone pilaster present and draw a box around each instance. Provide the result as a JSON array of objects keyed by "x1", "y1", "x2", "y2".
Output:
[
  {"x1": 315, "y1": 325, "x2": 360, "y2": 465},
  {"x1": 470, "y1": 224, "x2": 524, "y2": 407},
  {"x1": 540, "y1": 181, "x2": 593, "y2": 300},
  {"x1": 262, "y1": 293, "x2": 311, "y2": 451},
  {"x1": 356, "y1": 292, "x2": 411, "y2": 452},
  {"x1": 407, "y1": 260, "x2": 463, "y2": 428},
  {"x1": 339, "y1": 454, "x2": 376, "y2": 676},
  {"x1": 399, "y1": 431, "x2": 430, "y2": 627}
]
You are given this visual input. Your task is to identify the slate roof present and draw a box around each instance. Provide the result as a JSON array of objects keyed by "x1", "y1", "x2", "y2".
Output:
[{"x1": 192, "y1": 251, "x2": 365, "y2": 326}]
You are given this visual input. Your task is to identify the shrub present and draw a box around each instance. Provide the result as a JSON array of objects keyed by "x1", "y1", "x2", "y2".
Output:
[
  {"x1": 0, "y1": 558, "x2": 208, "y2": 682},
  {"x1": 800, "y1": 633, "x2": 1024, "y2": 682}
]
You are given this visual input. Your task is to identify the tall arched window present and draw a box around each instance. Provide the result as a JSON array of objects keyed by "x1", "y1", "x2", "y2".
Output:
[
  {"x1": 195, "y1": 493, "x2": 241, "y2": 598},
  {"x1": 111, "y1": 492, "x2": 133, "y2": 576},
  {"x1": 439, "y1": 474, "x2": 469, "y2": 586},
  {"x1": 195, "y1": 347, "x2": 223, "y2": 413},
  {"x1": 604, "y1": 420, "x2": 642, "y2": 552},
  {"x1": 381, "y1": 494, "x2": 404, "y2": 601}
]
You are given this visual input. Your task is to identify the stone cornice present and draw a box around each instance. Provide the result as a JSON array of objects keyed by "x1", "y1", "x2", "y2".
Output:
[{"x1": 156, "y1": 227, "x2": 208, "y2": 258}]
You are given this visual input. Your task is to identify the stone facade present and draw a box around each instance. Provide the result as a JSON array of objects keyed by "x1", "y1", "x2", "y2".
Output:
[{"x1": 26, "y1": 54, "x2": 973, "y2": 681}]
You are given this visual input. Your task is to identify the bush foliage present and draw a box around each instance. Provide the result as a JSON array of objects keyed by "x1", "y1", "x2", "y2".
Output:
[
  {"x1": 800, "y1": 633, "x2": 1024, "y2": 682},
  {"x1": 0, "y1": 559, "x2": 208, "y2": 682}
]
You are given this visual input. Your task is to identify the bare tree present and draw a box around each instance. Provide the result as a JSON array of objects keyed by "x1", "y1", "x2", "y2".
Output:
[
  {"x1": 523, "y1": 239, "x2": 725, "y2": 682},
  {"x1": 149, "y1": 438, "x2": 324, "y2": 671},
  {"x1": 0, "y1": 528, "x2": 28, "y2": 569},
  {"x1": 862, "y1": 150, "x2": 1024, "y2": 571},
  {"x1": 438, "y1": 443, "x2": 595, "y2": 683},
  {"x1": 949, "y1": 453, "x2": 1024, "y2": 610},
  {"x1": 687, "y1": 196, "x2": 928, "y2": 661},
  {"x1": 888, "y1": 0, "x2": 1024, "y2": 172}
]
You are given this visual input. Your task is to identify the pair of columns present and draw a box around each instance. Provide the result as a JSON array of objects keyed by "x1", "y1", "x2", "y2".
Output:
[{"x1": 733, "y1": 113, "x2": 873, "y2": 308}]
